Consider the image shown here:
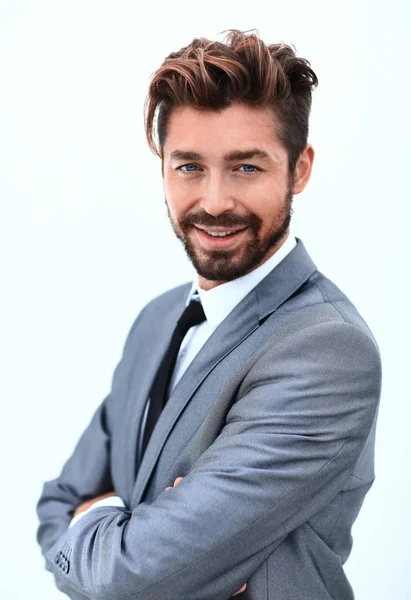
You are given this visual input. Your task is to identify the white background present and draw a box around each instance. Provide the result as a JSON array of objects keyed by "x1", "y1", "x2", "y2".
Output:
[{"x1": 0, "y1": 1, "x2": 410, "y2": 598}]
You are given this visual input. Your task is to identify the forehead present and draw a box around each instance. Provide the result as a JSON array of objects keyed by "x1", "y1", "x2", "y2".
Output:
[{"x1": 163, "y1": 103, "x2": 285, "y2": 161}]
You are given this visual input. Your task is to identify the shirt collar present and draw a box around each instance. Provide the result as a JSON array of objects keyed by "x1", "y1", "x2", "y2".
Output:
[{"x1": 185, "y1": 233, "x2": 297, "y2": 327}]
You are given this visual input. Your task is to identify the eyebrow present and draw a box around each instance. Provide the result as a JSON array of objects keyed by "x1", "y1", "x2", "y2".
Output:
[{"x1": 169, "y1": 149, "x2": 273, "y2": 162}]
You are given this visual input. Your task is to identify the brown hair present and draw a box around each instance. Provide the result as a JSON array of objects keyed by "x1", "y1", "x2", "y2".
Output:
[{"x1": 144, "y1": 29, "x2": 318, "y2": 177}]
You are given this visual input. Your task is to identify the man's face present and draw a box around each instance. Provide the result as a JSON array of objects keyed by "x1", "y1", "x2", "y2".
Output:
[{"x1": 162, "y1": 103, "x2": 300, "y2": 289}]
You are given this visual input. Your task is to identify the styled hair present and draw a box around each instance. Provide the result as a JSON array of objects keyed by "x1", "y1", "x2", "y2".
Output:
[{"x1": 144, "y1": 29, "x2": 318, "y2": 176}]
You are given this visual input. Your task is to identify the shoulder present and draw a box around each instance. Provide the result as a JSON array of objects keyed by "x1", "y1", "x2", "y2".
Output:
[
  {"x1": 122, "y1": 281, "x2": 192, "y2": 351},
  {"x1": 251, "y1": 268, "x2": 382, "y2": 400},
  {"x1": 313, "y1": 269, "x2": 380, "y2": 352},
  {"x1": 279, "y1": 267, "x2": 380, "y2": 353},
  {"x1": 248, "y1": 265, "x2": 383, "y2": 391},
  {"x1": 241, "y1": 282, "x2": 382, "y2": 429},
  {"x1": 144, "y1": 281, "x2": 193, "y2": 314}
]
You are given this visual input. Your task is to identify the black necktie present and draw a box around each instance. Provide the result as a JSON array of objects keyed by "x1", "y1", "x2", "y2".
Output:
[{"x1": 141, "y1": 298, "x2": 206, "y2": 458}]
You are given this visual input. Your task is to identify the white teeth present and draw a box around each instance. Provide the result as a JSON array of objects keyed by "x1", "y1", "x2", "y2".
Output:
[{"x1": 206, "y1": 231, "x2": 235, "y2": 237}]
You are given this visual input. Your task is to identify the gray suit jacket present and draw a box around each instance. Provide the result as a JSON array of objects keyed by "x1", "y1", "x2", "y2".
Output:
[{"x1": 36, "y1": 237, "x2": 382, "y2": 600}]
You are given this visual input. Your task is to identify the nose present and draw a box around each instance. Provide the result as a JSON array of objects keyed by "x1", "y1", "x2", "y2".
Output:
[{"x1": 198, "y1": 174, "x2": 236, "y2": 216}]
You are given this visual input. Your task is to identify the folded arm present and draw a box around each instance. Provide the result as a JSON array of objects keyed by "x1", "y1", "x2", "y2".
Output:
[
  {"x1": 36, "y1": 305, "x2": 151, "y2": 555},
  {"x1": 36, "y1": 394, "x2": 115, "y2": 554},
  {"x1": 43, "y1": 321, "x2": 382, "y2": 600}
]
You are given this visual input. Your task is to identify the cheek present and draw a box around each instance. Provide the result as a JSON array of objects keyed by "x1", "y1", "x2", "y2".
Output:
[
  {"x1": 249, "y1": 195, "x2": 285, "y2": 232},
  {"x1": 166, "y1": 196, "x2": 186, "y2": 222},
  {"x1": 165, "y1": 181, "x2": 195, "y2": 219},
  {"x1": 241, "y1": 177, "x2": 281, "y2": 206}
]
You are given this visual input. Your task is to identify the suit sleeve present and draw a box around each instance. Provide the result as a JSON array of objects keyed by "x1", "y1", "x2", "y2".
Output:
[
  {"x1": 36, "y1": 305, "x2": 149, "y2": 556},
  {"x1": 36, "y1": 393, "x2": 114, "y2": 555},
  {"x1": 43, "y1": 320, "x2": 382, "y2": 600}
]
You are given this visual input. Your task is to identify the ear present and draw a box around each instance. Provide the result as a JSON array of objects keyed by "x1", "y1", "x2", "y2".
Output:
[{"x1": 292, "y1": 144, "x2": 315, "y2": 195}]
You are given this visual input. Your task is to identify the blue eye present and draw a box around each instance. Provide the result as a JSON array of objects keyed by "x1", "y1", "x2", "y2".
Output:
[
  {"x1": 239, "y1": 165, "x2": 258, "y2": 174},
  {"x1": 179, "y1": 164, "x2": 198, "y2": 172}
]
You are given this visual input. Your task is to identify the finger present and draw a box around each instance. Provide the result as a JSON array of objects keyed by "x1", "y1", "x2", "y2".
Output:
[
  {"x1": 174, "y1": 477, "x2": 184, "y2": 486},
  {"x1": 232, "y1": 583, "x2": 247, "y2": 596},
  {"x1": 164, "y1": 486, "x2": 172, "y2": 491}
]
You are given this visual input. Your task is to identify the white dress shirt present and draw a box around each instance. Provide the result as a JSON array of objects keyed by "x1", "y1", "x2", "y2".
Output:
[{"x1": 70, "y1": 233, "x2": 297, "y2": 527}]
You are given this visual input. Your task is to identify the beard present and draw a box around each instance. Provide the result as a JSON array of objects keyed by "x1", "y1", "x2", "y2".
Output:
[{"x1": 166, "y1": 178, "x2": 294, "y2": 282}]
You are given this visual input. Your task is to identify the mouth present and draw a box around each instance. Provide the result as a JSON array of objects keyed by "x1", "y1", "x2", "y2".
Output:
[{"x1": 193, "y1": 225, "x2": 249, "y2": 250}]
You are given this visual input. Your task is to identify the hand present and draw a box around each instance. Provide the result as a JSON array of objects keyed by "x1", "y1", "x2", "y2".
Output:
[
  {"x1": 73, "y1": 491, "x2": 117, "y2": 517},
  {"x1": 165, "y1": 477, "x2": 247, "y2": 597}
]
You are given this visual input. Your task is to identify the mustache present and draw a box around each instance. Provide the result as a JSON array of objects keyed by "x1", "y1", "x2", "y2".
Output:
[{"x1": 179, "y1": 210, "x2": 262, "y2": 230}]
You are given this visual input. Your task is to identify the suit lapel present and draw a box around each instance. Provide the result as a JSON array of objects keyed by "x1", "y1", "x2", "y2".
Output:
[
  {"x1": 123, "y1": 286, "x2": 190, "y2": 500},
  {"x1": 131, "y1": 290, "x2": 260, "y2": 505},
  {"x1": 130, "y1": 237, "x2": 317, "y2": 505}
]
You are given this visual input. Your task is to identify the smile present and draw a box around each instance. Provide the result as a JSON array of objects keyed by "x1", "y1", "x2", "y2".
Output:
[
  {"x1": 205, "y1": 230, "x2": 236, "y2": 237},
  {"x1": 193, "y1": 225, "x2": 249, "y2": 249}
]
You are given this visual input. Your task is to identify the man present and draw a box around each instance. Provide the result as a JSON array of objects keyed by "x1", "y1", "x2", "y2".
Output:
[{"x1": 36, "y1": 29, "x2": 382, "y2": 600}]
